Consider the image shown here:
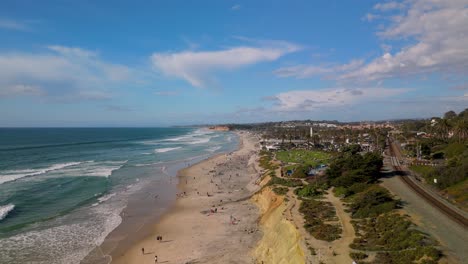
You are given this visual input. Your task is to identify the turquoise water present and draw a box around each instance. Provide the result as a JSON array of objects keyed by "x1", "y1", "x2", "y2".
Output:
[{"x1": 0, "y1": 127, "x2": 237, "y2": 263}]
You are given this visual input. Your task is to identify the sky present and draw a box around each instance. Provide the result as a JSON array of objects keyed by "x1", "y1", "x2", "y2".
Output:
[{"x1": 0, "y1": 0, "x2": 467, "y2": 127}]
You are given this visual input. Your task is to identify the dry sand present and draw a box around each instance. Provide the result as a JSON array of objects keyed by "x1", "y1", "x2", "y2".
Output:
[{"x1": 112, "y1": 132, "x2": 263, "y2": 264}]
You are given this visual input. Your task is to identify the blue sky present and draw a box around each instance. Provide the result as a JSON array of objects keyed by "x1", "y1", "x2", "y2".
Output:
[{"x1": 0, "y1": 0, "x2": 467, "y2": 126}]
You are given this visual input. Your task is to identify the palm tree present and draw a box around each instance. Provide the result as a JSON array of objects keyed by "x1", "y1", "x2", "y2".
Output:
[
  {"x1": 453, "y1": 119, "x2": 468, "y2": 142},
  {"x1": 435, "y1": 119, "x2": 451, "y2": 141}
]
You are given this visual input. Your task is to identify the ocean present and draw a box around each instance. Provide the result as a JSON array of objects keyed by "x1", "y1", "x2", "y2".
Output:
[{"x1": 0, "y1": 127, "x2": 238, "y2": 263}]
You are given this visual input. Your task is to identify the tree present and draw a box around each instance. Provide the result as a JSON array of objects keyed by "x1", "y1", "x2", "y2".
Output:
[
  {"x1": 444, "y1": 110, "x2": 457, "y2": 120},
  {"x1": 453, "y1": 119, "x2": 468, "y2": 142},
  {"x1": 435, "y1": 119, "x2": 451, "y2": 141},
  {"x1": 458, "y1": 108, "x2": 468, "y2": 120}
]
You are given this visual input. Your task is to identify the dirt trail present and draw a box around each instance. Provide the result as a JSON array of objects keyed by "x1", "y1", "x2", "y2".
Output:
[{"x1": 326, "y1": 190, "x2": 355, "y2": 263}]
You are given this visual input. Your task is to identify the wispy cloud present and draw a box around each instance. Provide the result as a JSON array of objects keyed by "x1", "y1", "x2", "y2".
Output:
[
  {"x1": 154, "y1": 90, "x2": 180, "y2": 96},
  {"x1": 275, "y1": 0, "x2": 468, "y2": 85},
  {"x1": 0, "y1": 84, "x2": 44, "y2": 97},
  {"x1": 231, "y1": 4, "x2": 241, "y2": 11},
  {"x1": 362, "y1": 13, "x2": 381, "y2": 22},
  {"x1": 373, "y1": 1, "x2": 405, "y2": 11},
  {"x1": 0, "y1": 18, "x2": 30, "y2": 31},
  {"x1": 268, "y1": 87, "x2": 409, "y2": 111},
  {"x1": 151, "y1": 41, "x2": 300, "y2": 87},
  {"x1": 275, "y1": 60, "x2": 364, "y2": 79},
  {"x1": 0, "y1": 45, "x2": 134, "y2": 100},
  {"x1": 103, "y1": 105, "x2": 133, "y2": 112},
  {"x1": 342, "y1": 0, "x2": 468, "y2": 81}
]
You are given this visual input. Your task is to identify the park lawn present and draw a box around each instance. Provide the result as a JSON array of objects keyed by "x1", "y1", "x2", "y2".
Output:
[{"x1": 276, "y1": 150, "x2": 331, "y2": 167}]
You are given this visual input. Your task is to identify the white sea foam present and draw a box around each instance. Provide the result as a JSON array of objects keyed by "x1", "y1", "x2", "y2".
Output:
[
  {"x1": 188, "y1": 137, "x2": 211, "y2": 144},
  {"x1": 0, "y1": 162, "x2": 83, "y2": 185},
  {"x1": 0, "y1": 202, "x2": 124, "y2": 264},
  {"x1": 59, "y1": 161, "x2": 126, "y2": 178},
  {"x1": 207, "y1": 146, "x2": 222, "y2": 152},
  {"x1": 97, "y1": 193, "x2": 116, "y2": 203},
  {"x1": 0, "y1": 204, "x2": 15, "y2": 221},
  {"x1": 154, "y1": 147, "x2": 181, "y2": 153}
]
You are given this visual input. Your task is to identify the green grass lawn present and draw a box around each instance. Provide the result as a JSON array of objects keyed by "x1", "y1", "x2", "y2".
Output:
[{"x1": 276, "y1": 150, "x2": 331, "y2": 167}]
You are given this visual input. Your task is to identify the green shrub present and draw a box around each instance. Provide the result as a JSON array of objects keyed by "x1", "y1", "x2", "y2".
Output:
[
  {"x1": 351, "y1": 213, "x2": 438, "y2": 251},
  {"x1": 299, "y1": 199, "x2": 341, "y2": 241},
  {"x1": 350, "y1": 185, "x2": 398, "y2": 218},
  {"x1": 349, "y1": 252, "x2": 368, "y2": 260},
  {"x1": 295, "y1": 184, "x2": 321, "y2": 198},
  {"x1": 267, "y1": 176, "x2": 303, "y2": 187},
  {"x1": 272, "y1": 186, "x2": 289, "y2": 195}
]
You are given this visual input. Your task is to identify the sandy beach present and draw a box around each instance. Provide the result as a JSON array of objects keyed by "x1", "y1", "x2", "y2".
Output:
[{"x1": 112, "y1": 131, "x2": 263, "y2": 264}]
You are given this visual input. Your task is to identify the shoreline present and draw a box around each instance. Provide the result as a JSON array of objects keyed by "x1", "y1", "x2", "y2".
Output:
[{"x1": 111, "y1": 131, "x2": 263, "y2": 263}]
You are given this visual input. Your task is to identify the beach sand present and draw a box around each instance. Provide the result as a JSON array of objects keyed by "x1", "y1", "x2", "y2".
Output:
[{"x1": 111, "y1": 132, "x2": 263, "y2": 264}]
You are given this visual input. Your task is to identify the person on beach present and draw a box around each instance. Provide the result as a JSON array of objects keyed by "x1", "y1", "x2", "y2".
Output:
[
  {"x1": 155, "y1": 255, "x2": 158, "y2": 263},
  {"x1": 142, "y1": 247, "x2": 145, "y2": 255}
]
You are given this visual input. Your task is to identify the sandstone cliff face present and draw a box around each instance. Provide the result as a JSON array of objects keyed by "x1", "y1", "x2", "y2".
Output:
[
  {"x1": 252, "y1": 187, "x2": 305, "y2": 264},
  {"x1": 208, "y1": 126, "x2": 230, "y2": 131}
]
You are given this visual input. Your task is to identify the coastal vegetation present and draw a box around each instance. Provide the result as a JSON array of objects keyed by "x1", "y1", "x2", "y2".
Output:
[
  {"x1": 299, "y1": 199, "x2": 341, "y2": 242},
  {"x1": 324, "y1": 145, "x2": 441, "y2": 263},
  {"x1": 259, "y1": 150, "x2": 279, "y2": 171},
  {"x1": 400, "y1": 109, "x2": 467, "y2": 208},
  {"x1": 272, "y1": 186, "x2": 289, "y2": 195},
  {"x1": 267, "y1": 175, "x2": 303, "y2": 188}
]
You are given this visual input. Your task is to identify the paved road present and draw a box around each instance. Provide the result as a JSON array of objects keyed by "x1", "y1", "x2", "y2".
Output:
[{"x1": 381, "y1": 146, "x2": 468, "y2": 263}]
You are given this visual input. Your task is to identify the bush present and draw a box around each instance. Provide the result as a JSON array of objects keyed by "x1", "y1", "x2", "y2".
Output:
[
  {"x1": 351, "y1": 214, "x2": 438, "y2": 252},
  {"x1": 299, "y1": 199, "x2": 341, "y2": 241},
  {"x1": 350, "y1": 185, "x2": 398, "y2": 218},
  {"x1": 350, "y1": 252, "x2": 368, "y2": 260},
  {"x1": 272, "y1": 186, "x2": 289, "y2": 195},
  {"x1": 267, "y1": 176, "x2": 303, "y2": 187},
  {"x1": 295, "y1": 184, "x2": 322, "y2": 198}
]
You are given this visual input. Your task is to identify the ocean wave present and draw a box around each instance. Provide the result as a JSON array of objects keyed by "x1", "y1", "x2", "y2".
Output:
[
  {"x1": 159, "y1": 129, "x2": 215, "y2": 144},
  {"x1": 188, "y1": 137, "x2": 211, "y2": 145},
  {"x1": 0, "y1": 202, "x2": 124, "y2": 264},
  {"x1": 0, "y1": 138, "x2": 141, "y2": 151},
  {"x1": 0, "y1": 162, "x2": 83, "y2": 185},
  {"x1": 207, "y1": 146, "x2": 222, "y2": 152},
  {"x1": 0, "y1": 204, "x2": 15, "y2": 221},
  {"x1": 154, "y1": 147, "x2": 181, "y2": 153},
  {"x1": 97, "y1": 193, "x2": 116, "y2": 203},
  {"x1": 58, "y1": 161, "x2": 126, "y2": 178}
]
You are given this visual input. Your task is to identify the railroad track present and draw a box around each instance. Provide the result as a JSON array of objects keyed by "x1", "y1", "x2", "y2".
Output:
[{"x1": 388, "y1": 140, "x2": 468, "y2": 229}]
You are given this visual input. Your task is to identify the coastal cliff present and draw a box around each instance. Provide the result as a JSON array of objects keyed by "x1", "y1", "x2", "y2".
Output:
[
  {"x1": 208, "y1": 126, "x2": 230, "y2": 131},
  {"x1": 252, "y1": 186, "x2": 305, "y2": 264}
]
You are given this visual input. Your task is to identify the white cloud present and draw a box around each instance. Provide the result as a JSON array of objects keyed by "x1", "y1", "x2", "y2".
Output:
[
  {"x1": 275, "y1": 60, "x2": 364, "y2": 79},
  {"x1": 154, "y1": 90, "x2": 180, "y2": 96},
  {"x1": 362, "y1": 13, "x2": 381, "y2": 22},
  {"x1": 275, "y1": 0, "x2": 468, "y2": 84},
  {"x1": 0, "y1": 45, "x2": 133, "y2": 100},
  {"x1": 269, "y1": 87, "x2": 408, "y2": 111},
  {"x1": 151, "y1": 42, "x2": 300, "y2": 87},
  {"x1": 0, "y1": 84, "x2": 44, "y2": 97},
  {"x1": 373, "y1": 1, "x2": 405, "y2": 11},
  {"x1": 0, "y1": 18, "x2": 29, "y2": 31},
  {"x1": 231, "y1": 4, "x2": 241, "y2": 11},
  {"x1": 341, "y1": 0, "x2": 468, "y2": 81}
]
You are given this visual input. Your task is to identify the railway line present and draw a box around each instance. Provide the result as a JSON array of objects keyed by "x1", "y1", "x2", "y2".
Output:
[{"x1": 388, "y1": 139, "x2": 468, "y2": 229}]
